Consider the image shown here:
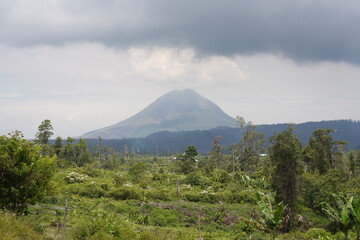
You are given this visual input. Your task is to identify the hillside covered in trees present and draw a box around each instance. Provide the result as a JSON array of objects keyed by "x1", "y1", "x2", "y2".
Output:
[
  {"x1": 80, "y1": 120, "x2": 360, "y2": 155},
  {"x1": 2, "y1": 119, "x2": 360, "y2": 239}
]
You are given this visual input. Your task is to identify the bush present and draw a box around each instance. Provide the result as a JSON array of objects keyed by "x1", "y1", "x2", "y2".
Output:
[
  {"x1": 0, "y1": 132, "x2": 56, "y2": 214},
  {"x1": 211, "y1": 169, "x2": 231, "y2": 184},
  {"x1": 114, "y1": 172, "x2": 127, "y2": 186},
  {"x1": 300, "y1": 170, "x2": 347, "y2": 211},
  {"x1": 138, "y1": 231, "x2": 161, "y2": 240},
  {"x1": 183, "y1": 192, "x2": 217, "y2": 204},
  {"x1": 224, "y1": 190, "x2": 256, "y2": 204},
  {"x1": 145, "y1": 188, "x2": 172, "y2": 201},
  {"x1": 184, "y1": 172, "x2": 210, "y2": 187},
  {"x1": 149, "y1": 208, "x2": 182, "y2": 227},
  {"x1": 110, "y1": 186, "x2": 142, "y2": 200},
  {"x1": 305, "y1": 228, "x2": 333, "y2": 239},
  {"x1": 0, "y1": 211, "x2": 44, "y2": 240},
  {"x1": 72, "y1": 210, "x2": 138, "y2": 240},
  {"x1": 66, "y1": 172, "x2": 88, "y2": 183},
  {"x1": 67, "y1": 182, "x2": 106, "y2": 198}
]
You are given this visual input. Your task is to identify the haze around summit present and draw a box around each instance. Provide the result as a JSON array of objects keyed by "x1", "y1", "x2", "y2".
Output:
[{"x1": 0, "y1": 0, "x2": 360, "y2": 138}]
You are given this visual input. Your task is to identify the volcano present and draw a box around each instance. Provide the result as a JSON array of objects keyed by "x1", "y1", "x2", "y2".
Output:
[{"x1": 81, "y1": 89, "x2": 236, "y2": 139}]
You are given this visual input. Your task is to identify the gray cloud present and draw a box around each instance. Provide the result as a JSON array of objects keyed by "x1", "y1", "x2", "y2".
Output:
[{"x1": 0, "y1": 0, "x2": 359, "y2": 63}]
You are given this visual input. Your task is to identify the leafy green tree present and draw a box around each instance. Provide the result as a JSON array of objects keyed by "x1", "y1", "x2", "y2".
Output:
[
  {"x1": 269, "y1": 125, "x2": 302, "y2": 231},
  {"x1": 35, "y1": 119, "x2": 54, "y2": 144},
  {"x1": 349, "y1": 152, "x2": 356, "y2": 177},
  {"x1": 0, "y1": 131, "x2": 55, "y2": 214},
  {"x1": 177, "y1": 145, "x2": 198, "y2": 174},
  {"x1": 91, "y1": 145, "x2": 121, "y2": 169},
  {"x1": 73, "y1": 138, "x2": 90, "y2": 166},
  {"x1": 53, "y1": 136, "x2": 63, "y2": 156},
  {"x1": 184, "y1": 145, "x2": 198, "y2": 159},
  {"x1": 303, "y1": 129, "x2": 346, "y2": 175},
  {"x1": 238, "y1": 125, "x2": 265, "y2": 173},
  {"x1": 300, "y1": 169, "x2": 347, "y2": 211}
]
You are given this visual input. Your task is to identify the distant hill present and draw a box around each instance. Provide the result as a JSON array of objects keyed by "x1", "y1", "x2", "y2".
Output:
[
  {"x1": 83, "y1": 120, "x2": 360, "y2": 155},
  {"x1": 81, "y1": 89, "x2": 236, "y2": 139}
]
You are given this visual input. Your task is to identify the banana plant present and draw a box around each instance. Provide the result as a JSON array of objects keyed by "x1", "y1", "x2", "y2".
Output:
[
  {"x1": 255, "y1": 191, "x2": 285, "y2": 239},
  {"x1": 353, "y1": 197, "x2": 360, "y2": 240},
  {"x1": 321, "y1": 194, "x2": 355, "y2": 240}
]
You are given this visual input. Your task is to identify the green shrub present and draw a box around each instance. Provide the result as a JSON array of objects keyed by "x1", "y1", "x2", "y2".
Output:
[
  {"x1": 87, "y1": 231, "x2": 114, "y2": 240},
  {"x1": 110, "y1": 186, "x2": 142, "y2": 200},
  {"x1": 300, "y1": 170, "x2": 347, "y2": 211},
  {"x1": 211, "y1": 169, "x2": 231, "y2": 184},
  {"x1": 0, "y1": 133, "x2": 56, "y2": 214},
  {"x1": 278, "y1": 231, "x2": 307, "y2": 240},
  {"x1": 223, "y1": 190, "x2": 256, "y2": 204},
  {"x1": 72, "y1": 210, "x2": 138, "y2": 240},
  {"x1": 149, "y1": 208, "x2": 182, "y2": 227},
  {"x1": 305, "y1": 228, "x2": 333, "y2": 239},
  {"x1": 129, "y1": 162, "x2": 148, "y2": 182},
  {"x1": 138, "y1": 231, "x2": 161, "y2": 240},
  {"x1": 114, "y1": 172, "x2": 127, "y2": 186},
  {"x1": 183, "y1": 192, "x2": 217, "y2": 204},
  {"x1": 81, "y1": 166, "x2": 104, "y2": 177},
  {"x1": 145, "y1": 188, "x2": 172, "y2": 201},
  {"x1": 0, "y1": 212, "x2": 44, "y2": 240},
  {"x1": 67, "y1": 182, "x2": 106, "y2": 198},
  {"x1": 184, "y1": 172, "x2": 210, "y2": 187}
]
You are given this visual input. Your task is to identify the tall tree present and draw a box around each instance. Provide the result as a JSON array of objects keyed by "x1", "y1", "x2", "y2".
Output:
[
  {"x1": 210, "y1": 136, "x2": 224, "y2": 169},
  {"x1": 0, "y1": 131, "x2": 55, "y2": 214},
  {"x1": 238, "y1": 125, "x2": 265, "y2": 173},
  {"x1": 53, "y1": 136, "x2": 63, "y2": 156},
  {"x1": 304, "y1": 129, "x2": 347, "y2": 174},
  {"x1": 177, "y1": 145, "x2": 198, "y2": 174},
  {"x1": 269, "y1": 125, "x2": 302, "y2": 232},
  {"x1": 348, "y1": 151, "x2": 356, "y2": 177},
  {"x1": 35, "y1": 119, "x2": 54, "y2": 144},
  {"x1": 236, "y1": 116, "x2": 246, "y2": 128},
  {"x1": 73, "y1": 139, "x2": 90, "y2": 166},
  {"x1": 62, "y1": 137, "x2": 75, "y2": 165}
]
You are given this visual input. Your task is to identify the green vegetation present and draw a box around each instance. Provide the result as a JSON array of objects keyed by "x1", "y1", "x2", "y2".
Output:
[
  {"x1": 1, "y1": 120, "x2": 360, "y2": 239},
  {"x1": 0, "y1": 131, "x2": 56, "y2": 214}
]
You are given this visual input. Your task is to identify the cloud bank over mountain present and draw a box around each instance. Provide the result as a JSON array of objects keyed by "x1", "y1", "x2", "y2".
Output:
[{"x1": 0, "y1": 0, "x2": 359, "y2": 63}]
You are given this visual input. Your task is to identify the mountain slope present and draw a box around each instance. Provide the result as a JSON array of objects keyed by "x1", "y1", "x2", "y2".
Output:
[{"x1": 81, "y1": 89, "x2": 236, "y2": 139}]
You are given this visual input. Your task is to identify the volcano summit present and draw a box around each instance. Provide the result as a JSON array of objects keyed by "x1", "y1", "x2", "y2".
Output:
[{"x1": 81, "y1": 89, "x2": 236, "y2": 139}]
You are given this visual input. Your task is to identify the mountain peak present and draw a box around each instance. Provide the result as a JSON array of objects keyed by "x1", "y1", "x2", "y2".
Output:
[{"x1": 81, "y1": 89, "x2": 235, "y2": 139}]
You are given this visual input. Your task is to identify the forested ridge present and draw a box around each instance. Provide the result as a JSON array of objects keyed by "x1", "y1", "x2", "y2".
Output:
[
  {"x1": 1, "y1": 119, "x2": 360, "y2": 240},
  {"x1": 78, "y1": 120, "x2": 360, "y2": 155}
]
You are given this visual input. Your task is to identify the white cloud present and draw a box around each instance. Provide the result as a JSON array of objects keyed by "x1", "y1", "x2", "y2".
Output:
[{"x1": 127, "y1": 47, "x2": 247, "y2": 86}]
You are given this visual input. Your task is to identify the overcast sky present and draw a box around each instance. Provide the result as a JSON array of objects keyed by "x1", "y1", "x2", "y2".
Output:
[{"x1": 1, "y1": 0, "x2": 359, "y2": 139}]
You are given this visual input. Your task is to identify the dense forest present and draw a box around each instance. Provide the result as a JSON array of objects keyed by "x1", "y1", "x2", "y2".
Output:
[
  {"x1": 78, "y1": 120, "x2": 360, "y2": 155},
  {"x1": 1, "y1": 119, "x2": 360, "y2": 240}
]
